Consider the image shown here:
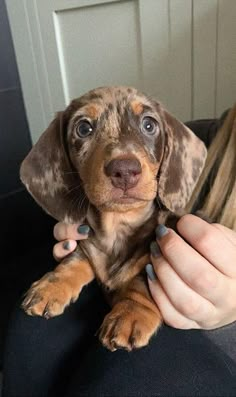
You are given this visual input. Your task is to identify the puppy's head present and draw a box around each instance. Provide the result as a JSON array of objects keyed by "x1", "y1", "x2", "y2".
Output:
[{"x1": 20, "y1": 86, "x2": 207, "y2": 222}]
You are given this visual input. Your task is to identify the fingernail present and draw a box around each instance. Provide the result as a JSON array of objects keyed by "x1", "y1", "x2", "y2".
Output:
[
  {"x1": 155, "y1": 224, "x2": 168, "y2": 240},
  {"x1": 145, "y1": 264, "x2": 157, "y2": 281},
  {"x1": 63, "y1": 241, "x2": 70, "y2": 251},
  {"x1": 150, "y1": 241, "x2": 161, "y2": 258},
  {"x1": 77, "y1": 224, "x2": 90, "y2": 235}
]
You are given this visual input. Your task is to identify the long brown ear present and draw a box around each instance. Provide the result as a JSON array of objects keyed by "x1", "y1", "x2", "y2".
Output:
[
  {"x1": 158, "y1": 110, "x2": 207, "y2": 212},
  {"x1": 20, "y1": 112, "x2": 88, "y2": 222}
]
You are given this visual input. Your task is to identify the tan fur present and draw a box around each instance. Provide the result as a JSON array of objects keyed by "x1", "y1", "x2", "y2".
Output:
[
  {"x1": 97, "y1": 203, "x2": 154, "y2": 252},
  {"x1": 130, "y1": 100, "x2": 144, "y2": 115},
  {"x1": 100, "y1": 276, "x2": 162, "y2": 351},
  {"x1": 85, "y1": 104, "x2": 100, "y2": 119},
  {"x1": 22, "y1": 256, "x2": 95, "y2": 318}
]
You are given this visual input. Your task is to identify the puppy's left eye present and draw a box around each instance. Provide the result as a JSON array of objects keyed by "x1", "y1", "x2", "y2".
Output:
[
  {"x1": 141, "y1": 117, "x2": 159, "y2": 135},
  {"x1": 76, "y1": 120, "x2": 93, "y2": 138}
]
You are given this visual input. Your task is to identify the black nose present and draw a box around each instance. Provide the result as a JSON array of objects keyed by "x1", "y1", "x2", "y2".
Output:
[{"x1": 105, "y1": 158, "x2": 142, "y2": 190}]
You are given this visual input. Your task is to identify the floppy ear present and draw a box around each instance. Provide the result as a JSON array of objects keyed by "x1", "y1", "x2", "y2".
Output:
[
  {"x1": 157, "y1": 110, "x2": 207, "y2": 212},
  {"x1": 20, "y1": 112, "x2": 89, "y2": 222}
]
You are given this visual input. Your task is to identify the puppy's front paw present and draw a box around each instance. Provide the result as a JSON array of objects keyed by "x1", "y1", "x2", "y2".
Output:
[
  {"x1": 22, "y1": 272, "x2": 79, "y2": 319},
  {"x1": 99, "y1": 300, "x2": 162, "y2": 351}
]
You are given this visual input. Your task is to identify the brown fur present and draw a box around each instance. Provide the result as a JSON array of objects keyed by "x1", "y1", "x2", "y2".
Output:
[{"x1": 20, "y1": 86, "x2": 207, "y2": 351}]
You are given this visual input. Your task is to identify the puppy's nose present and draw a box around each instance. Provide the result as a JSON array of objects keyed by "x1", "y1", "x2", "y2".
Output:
[{"x1": 105, "y1": 158, "x2": 142, "y2": 190}]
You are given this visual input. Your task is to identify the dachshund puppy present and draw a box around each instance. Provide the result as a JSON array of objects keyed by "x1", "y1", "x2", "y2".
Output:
[{"x1": 20, "y1": 86, "x2": 207, "y2": 351}]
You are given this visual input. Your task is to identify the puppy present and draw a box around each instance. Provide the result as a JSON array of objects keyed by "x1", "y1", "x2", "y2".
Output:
[{"x1": 20, "y1": 86, "x2": 207, "y2": 351}]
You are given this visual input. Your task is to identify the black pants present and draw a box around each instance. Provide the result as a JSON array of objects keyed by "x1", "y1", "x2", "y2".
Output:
[{"x1": 3, "y1": 280, "x2": 236, "y2": 397}]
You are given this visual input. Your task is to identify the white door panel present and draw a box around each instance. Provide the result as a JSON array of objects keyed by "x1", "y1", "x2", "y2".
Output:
[
  {"x1": 6, "y1": 0, "x2": 236, "y2": 143},
  {"x1": 53, "y1": 0, "x2": 143, "y2": 102}
]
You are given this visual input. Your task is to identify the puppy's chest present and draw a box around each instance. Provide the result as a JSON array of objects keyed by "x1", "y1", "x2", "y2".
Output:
[{"x1": 79, "y1": 210, "x2": 158, "y2": 288}]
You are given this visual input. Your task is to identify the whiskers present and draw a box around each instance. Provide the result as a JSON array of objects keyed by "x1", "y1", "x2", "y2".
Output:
[
  {"x1": 139, "y1": 178, "x2": 162, "y2": 209},
  {"x1": 67, "y1": 188, "x2": 88, "y2": 218},
  {"x1": 63, "y1": 179, "x2": 88, "y2": 218},
  {"x1": 64, "y1": 183, "x2": 83, "y2": 197},
  {"x1": 61, "y1": 171, "x2": 80, "y2": 175},
  {"x1": 150, "y1": 164, "x2": 160, "y2": 174}
]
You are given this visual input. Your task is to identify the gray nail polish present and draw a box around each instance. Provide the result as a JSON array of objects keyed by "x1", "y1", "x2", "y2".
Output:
[
  {"x1": 78, "y1": 224, "x2": 90, "y2": 235},
  {"x1": 150, "y1": 241, "x2": 161, "y2": 258},
  {"x1": 63, "y1": 241, "x2": 70, "y2": 251},
  {"x1": 155, "y1": 224, "x2": 168, "y2": 239},
  {"x1": 145, "y1": 264, "x2": 157, "y2": 281}
]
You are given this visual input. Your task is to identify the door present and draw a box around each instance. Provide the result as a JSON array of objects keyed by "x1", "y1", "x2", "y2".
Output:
[{"x1": 6, "y1": 0, "x2": 236, "y2": 142}]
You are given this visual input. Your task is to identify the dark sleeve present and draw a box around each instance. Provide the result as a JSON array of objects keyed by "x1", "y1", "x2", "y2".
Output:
[{"x1": 184, "y1": 109, "x2": 229, "y2": 148}]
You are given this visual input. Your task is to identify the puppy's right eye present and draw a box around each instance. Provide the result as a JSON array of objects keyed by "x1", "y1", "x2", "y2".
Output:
[{"x1": 76, "y1": 120, "x2": 93, "y2": 138}]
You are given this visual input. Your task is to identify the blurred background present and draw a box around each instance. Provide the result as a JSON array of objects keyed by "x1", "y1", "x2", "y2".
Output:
[{"x1": 0, "y1": 0, "x2": 235, "y2": 371}]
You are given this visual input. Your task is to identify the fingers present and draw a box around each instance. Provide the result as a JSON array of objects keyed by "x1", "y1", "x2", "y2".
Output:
[
  {"x1": 177, "y1": 214, "x2": 236, "y2": 277},
  {"x1": 53, "y1": 240, "x2": 77, "y2": 261},
  {"x1": 53, "y1": 222, "x2": 90, "y2": 261},
  {"x1": 146, "y1": 217, "x2": 236, "y2": 330},
  {"x1": 146, "y1": 275, "x2": 200, "y2": 329},
  {"x1": 147, "y1": 249, "x2": 216, "y2": 325},
  {"x1": 152, "y1": 227, "x2": 226, "y2": 305},
  {"x1": 212, "y1": 223, "x2": 236, "y2": 246},
  {"x1": 53, "y1": 222, "x2": 90, "y2": 241}
]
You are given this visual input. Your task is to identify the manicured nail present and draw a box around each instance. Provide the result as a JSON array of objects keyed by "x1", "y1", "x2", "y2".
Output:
[
  {"x1": 145, "y1": 264, "x2": 157, "y2": 281},
  {"x1": 155, "y1": 224, "x2": 168, "y2": 240},
  {"x1": 150, "y1": 241, "x2": 161, "y2": 258},
  {"x1": 77, "y1": 224, "x2": 90, "y2": 235},
  {"x1": 63, "y1": 241, "x2": 70, "y2": 251}
]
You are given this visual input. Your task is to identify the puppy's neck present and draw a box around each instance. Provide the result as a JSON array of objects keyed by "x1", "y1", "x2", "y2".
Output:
[
  {"x1": 102, "y1": 202, "x2": 154, "y2": 233},
  {"x1": 86, "y1": 201, "x2": 155, "y2": 251}
]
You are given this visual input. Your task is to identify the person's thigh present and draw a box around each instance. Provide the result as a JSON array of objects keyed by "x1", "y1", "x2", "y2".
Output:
[
  {"x1": 3, "y1": 280, "x2": 109, "y2": 397},
  {"x1": 66, "y1": 325, "x2": 236, "y2": 396}
]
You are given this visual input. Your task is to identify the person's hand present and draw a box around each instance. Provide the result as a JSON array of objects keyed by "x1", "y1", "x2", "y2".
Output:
[
  {"x1": 53, "y1": 223, "x2": 90, "y2": 261},
  {"x1": 146, "y1": 214, "x2": 236, "y2": 330}
]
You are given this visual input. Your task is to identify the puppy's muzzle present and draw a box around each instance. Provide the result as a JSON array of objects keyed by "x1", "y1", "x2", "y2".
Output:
[{"x1": 105, "y1": 158, "x2": 142, "y2": 190}]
